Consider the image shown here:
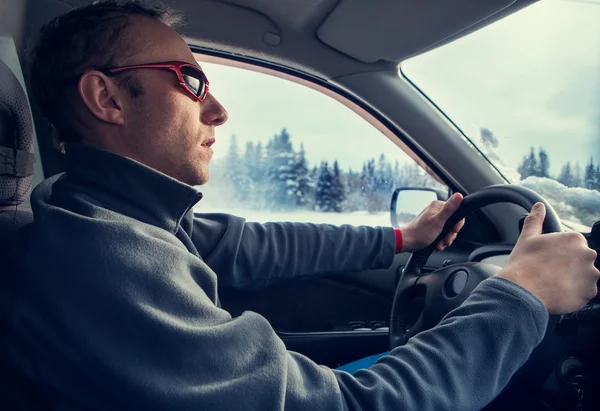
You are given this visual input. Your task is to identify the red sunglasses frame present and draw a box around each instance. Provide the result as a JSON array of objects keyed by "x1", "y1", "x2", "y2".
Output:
[{"x1": 102, "y1": 61, "x2": 209, "y2": 102}]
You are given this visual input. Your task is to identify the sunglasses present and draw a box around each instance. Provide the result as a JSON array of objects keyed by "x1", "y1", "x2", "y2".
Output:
[{"x1": 65, "y1": 61, "x2": 209, "y2": 102}]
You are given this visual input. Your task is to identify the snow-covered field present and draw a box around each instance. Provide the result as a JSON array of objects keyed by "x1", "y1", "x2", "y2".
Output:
[
  {"x1": 194, "y1": 207, "x2": 403, "y2": 227},
  {"x1": 519, "y1": 177, "x2": 600, "y2": 227}
]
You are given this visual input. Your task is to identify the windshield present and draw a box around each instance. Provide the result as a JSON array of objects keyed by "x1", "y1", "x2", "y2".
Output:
[{"x1": 402, "y1": 0, "x2": 600, "y2": 228}]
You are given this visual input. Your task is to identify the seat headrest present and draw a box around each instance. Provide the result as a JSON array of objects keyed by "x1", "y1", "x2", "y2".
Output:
[{"x1": 0, "y1": 59, "x2": 35, "y2": 207}]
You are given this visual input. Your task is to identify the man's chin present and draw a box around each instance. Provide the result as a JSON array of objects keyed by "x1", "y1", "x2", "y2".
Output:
[{"x1": 191, "y1": 169, "x2": 209, "y2": 187}]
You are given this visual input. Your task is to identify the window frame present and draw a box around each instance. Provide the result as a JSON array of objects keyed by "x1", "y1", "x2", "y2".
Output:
[
  {"x1": 192, "y1": 47, "x2": 455, "y2": 195},
  {"x1": 191, "y1": 47, "x2": 501, "y2": 246}
]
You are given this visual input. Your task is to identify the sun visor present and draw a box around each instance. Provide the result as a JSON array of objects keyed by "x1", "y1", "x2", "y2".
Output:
[{"x1": 317, "y1": 0, "x2": 516, "y2": 63}]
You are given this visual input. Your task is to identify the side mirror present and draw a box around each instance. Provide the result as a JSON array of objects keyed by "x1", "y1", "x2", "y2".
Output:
[{"x1": 390, "y1": 187, "x2": 449, "y2": 228}]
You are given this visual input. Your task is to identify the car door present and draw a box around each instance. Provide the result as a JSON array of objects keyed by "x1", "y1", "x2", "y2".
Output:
[{"x1": 195, "y1": 55, "x2": 497, "y2": 368}]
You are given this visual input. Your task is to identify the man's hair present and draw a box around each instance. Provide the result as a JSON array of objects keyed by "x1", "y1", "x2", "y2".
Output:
[{"x1": 26, "y1": 0, "x2": 182, "y2": 145}]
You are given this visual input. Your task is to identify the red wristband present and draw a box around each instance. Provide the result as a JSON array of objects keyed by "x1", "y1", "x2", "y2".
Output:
[{"x1": 394, "y1": 228, "x2": 403, "y2": 254}]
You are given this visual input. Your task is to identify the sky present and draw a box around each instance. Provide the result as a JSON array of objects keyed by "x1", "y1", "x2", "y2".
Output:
[
  {"x1": 199, "y1": 0, "x2": 600, "y2": 180},
  {"x1": 403, "y1": 0, "x2": 600, "y2": 177},
  {"x1": 199, "y1": 61, "x2": 406, "y2": 173}
]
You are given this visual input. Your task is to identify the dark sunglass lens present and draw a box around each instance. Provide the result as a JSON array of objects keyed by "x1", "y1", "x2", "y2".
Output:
[{"x1": 180, "y1": 66, "x2": 206, "y2": 98}]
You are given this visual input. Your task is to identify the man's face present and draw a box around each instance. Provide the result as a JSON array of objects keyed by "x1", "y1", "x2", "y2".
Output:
[{"x1": 81, "y1": 16, "x2": 228, "y2": 186}]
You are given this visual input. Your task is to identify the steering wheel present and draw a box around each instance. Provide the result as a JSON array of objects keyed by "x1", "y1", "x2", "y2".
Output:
[{"x1": 390, "y1": 184, "x2": 563, "y2": 349}]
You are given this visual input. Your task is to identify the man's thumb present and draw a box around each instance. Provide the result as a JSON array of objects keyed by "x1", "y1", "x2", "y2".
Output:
[{"x1": 520, "y1": 202, "x2": 546, "y2": 239}]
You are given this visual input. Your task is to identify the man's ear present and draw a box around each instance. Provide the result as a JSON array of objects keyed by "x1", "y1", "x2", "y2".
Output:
[{"x1": 78, "y1": 71, "x2": 126, "y2": 126}]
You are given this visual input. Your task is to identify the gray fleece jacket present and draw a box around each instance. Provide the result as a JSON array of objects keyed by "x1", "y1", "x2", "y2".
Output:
[{"x1": 9, "y1": 144, "x2": 549, "y2": 410}]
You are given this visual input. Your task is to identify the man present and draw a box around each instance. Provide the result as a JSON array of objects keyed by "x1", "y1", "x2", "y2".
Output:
[{"x1": 8, "y1": 1, "x2": 599, "y2": 410}]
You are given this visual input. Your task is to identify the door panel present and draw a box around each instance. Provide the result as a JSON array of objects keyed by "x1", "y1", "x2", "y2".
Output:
[
  {"x1": 220, "y1": 276, "x2": 392, "y2": 334},
  {"x1": 279, "y1": 330, "x2": 389, "y2": 368},
  {"x1": 219, "y1": 247, "x2": 471, "y2": 365},
  {"x1": 220, "y1": 275, "x2": 392, "y2": 367}
]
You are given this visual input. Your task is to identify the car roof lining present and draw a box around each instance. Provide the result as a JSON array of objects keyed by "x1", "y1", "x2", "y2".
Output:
[
  {"x1": 46, "y1": 0, "x2": 537, "y2": 79},
  {"x1": 318, "y1": 0, "x2": 517, "y2": 63}
]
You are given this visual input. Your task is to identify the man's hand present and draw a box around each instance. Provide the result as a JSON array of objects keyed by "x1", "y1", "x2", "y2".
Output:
[
  {"x1": 401, "y1": 193, "x2": 465, "y2": 253},
  {"x1": 499, "y1": 203, "x2": 600, "y2": 314}
]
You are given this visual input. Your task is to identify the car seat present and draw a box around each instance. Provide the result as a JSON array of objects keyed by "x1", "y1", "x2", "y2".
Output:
[{"x1": 0, "y1": 48, "x2": 47, "y2": 410}]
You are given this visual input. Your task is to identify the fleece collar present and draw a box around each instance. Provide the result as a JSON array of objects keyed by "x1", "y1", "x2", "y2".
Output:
[{"x1": 63, "y1": 144, "x2": 202, "y2": 234}]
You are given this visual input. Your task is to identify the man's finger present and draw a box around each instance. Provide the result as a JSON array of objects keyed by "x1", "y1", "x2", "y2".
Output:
[
  {"x1": 437, "y1": 193, "x2": 464, "y2": 220},
  {"x1": 448, "y1": 232, "x2": 458, "y2": 245},
  {"x1": 435, "y1": 218, "x2": 464, "y2": 252},
  {"x1": 437, "y1": 232, "x2": 455, "y2": 250},
  {"x1": 442, "y1": 233, "x2": 452, "y2": 246},
  {"x1": 452, "y1": 219, "x2": 465, "y2": 234},
  {"x1": 445, "y1": 233, "x2": 458, "y2": 246},
  {"x1": 520, "y1": 203, "x2": 546, "y2": 239}
]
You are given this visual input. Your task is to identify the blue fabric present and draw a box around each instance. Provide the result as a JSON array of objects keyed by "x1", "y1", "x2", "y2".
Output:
[{"x1": 337, "y1": 351, "x2": 389, "y2": 374}]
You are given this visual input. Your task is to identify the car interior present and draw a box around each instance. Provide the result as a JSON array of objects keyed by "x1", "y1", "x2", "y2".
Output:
[{"x1": 1, "y1": 0, "x2": 600, "y2": 410}]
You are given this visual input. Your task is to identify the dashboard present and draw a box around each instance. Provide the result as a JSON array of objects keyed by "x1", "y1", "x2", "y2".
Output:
[
  {"x1": 468, "y1": 243, "x2": 514, "y2": 266},
  {"x1": 480, "y1": 254, "x2": 509, "y2": 267},
  {"x1": 473, "y1": 221, "x2": 600, "y2": 411}
]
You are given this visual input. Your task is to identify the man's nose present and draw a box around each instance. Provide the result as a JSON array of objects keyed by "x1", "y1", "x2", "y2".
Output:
[{"x1": 201, "y1": 93, "x2": 228, "y2": 126}]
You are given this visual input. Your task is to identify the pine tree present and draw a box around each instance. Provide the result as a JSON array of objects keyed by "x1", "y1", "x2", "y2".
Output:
[
  {"x1": 249, "y1": 141, "x2": 265, "y2": 181},
  {"x1": 315, "y1": 162, "x2": 333, "y2": 211},
  {"x1": 224, "y1": 134, "x2": 246, "y2": 200},
  {"x1": 558, "y1": 162, "x2": 574, "y2": 187},
  {"x1": 537, "y1": 148, "x2": 550, "y2": 178},
  {"x1": 309, "y1": 165, "x2": 319, "y2": 209},
  {"x1": 240, "y1": 142, "x2": 255, "y2": 202},
  {"x1": 253, "y1": 142, "x2": 266, "y2": 208},
  {"x1": 330, "y1": 160, "x2": 345, "y2": 212},
  {"x1": 584, "y1": 158, "x2": 596, "y2": 190},
  {"x1": 361, "y1": 159, "x2": 376, "y2": 192},
  {"x1": 517, "y1": 147, "x2": 538, "y2": 179},
  {"x1": 344, "y1": 169, "x2": 367, "y2": 212},
  {"x1": 292, "y1": 144, "x2": 311, "y2": 208},
  {"x1": 376, "y1": 154, "x2": 394, "y2": 196},
  {"x1": 574, "y1": 162, "x2": 583, "y2": 188},
  {"x1": 225, "y1": 134, "x2": 240, "y2": 170},
  {"x1": 265, "y1": 128, "x2": 297, "y2": 210},
  {"x1": 361, "y1": 159, "x2": 380, "y2": 212},
  {"x1": 393, "y1": 160, "x2": 401, "y2": 188},
  {"x1": 398, "y1": 163, "x2": 415, "y2": 187},
  {"x1": 242, "y1": 141, "x2": 267, "y2": 206}
]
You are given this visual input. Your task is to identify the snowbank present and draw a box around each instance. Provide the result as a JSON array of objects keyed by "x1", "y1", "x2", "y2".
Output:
[{"x1": 519, "y1": 177, "x2": 600, "y2": 227}]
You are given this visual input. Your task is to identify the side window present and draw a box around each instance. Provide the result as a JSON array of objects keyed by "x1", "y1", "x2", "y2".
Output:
[{"x1": 197, "y1": 59, "x2": 447, "y2": 226}]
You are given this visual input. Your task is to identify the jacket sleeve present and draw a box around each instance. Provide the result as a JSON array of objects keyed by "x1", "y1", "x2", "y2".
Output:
[
  {"x1": 191, "y1": 212, "x2": 396, "y2": 289},
  {"x1": 334, "y1": 276, "x2": 549, "y2": 410},
  {"x1": 18, "y1": 213, "x2": 549, "y2": 411}
]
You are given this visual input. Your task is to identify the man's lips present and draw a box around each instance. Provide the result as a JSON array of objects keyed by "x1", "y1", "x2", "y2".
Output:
[{"x1": 201, "y1": 138, "x2": 216, "y2": 148}]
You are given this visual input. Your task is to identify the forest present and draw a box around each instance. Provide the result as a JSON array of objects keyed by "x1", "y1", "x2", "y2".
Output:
[
  {"x1": 202, "y1": 127, "x2": 600, "y2": 227},
  {"x1": 205, "y1": 128, "x2": 443, "y2": 213}
]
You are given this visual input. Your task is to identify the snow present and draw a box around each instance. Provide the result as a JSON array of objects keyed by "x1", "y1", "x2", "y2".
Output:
[
  {"x1": 196, "y1": 178, "x2": 600, "y2": 230},
  {"x1": 194, "y1": 207, "x2": 403, "y2": 227},
  {"x1": 519, "y1": 177, "x2": 600, "y2": 228}
]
